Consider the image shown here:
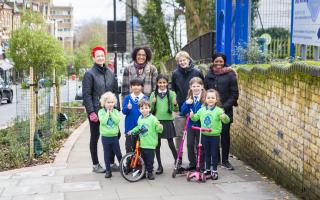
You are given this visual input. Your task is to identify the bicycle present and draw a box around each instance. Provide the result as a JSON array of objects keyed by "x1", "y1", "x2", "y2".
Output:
[{"x1": 119, "y1": 126, "x2": 148, "y2": 182}]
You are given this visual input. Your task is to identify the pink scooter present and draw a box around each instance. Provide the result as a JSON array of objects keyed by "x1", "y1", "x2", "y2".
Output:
[
  {"x1": 186, "y1": 126, "x2": 212, "y2": 183},
  {"x1": 172, "y1": 115, "x2": 190, "y2": 178}
]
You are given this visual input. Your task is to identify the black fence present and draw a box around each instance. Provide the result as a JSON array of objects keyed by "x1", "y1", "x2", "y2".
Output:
[{"x1": 166, "y1": 31, "x2": 216, "y2": 71}]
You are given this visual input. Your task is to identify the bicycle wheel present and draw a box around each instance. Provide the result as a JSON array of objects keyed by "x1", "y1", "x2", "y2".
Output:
[{"x1": 120, "y1": 152, "x2": 146, "y2": 182}]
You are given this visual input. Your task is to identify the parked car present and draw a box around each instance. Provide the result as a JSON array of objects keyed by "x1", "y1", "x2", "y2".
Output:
[
  {"x1": 0, "y1": 77, "x2": 13, "y2": 104},
  {"x1": 75, "y1": 85, "x2": 82, "y2": 100}
]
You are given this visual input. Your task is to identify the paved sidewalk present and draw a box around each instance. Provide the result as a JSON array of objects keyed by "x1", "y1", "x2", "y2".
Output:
[{"x1": 0, "y1": 119, "x2": 299, "y2": 200}]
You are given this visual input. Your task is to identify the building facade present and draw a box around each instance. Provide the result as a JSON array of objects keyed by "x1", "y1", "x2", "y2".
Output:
[{"x1": 50, "y1": 5, "x2": 74, "y2": 52}]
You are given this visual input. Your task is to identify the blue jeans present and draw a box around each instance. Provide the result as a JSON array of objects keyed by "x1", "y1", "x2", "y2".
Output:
[
  {"x1": 203, "y1": 135, "x2": 220, "y2": 171},
  {"x1": 101, "y1": 136, "x2": 122, "y2": 172},
  {"x1": 141, "y1": 148, "x2": 155, "y2": 173}
]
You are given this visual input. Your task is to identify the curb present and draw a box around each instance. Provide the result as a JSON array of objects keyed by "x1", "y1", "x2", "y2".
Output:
[
  {"x1": 0, "y1": 120, "x2": 89, "y2": 176},
  {"x1": 52, "y1": 120, "x2": 89, "y2": 166}
]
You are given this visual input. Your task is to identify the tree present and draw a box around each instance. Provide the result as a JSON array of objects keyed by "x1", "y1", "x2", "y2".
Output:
[
  {"x1": 75, "y1": 19, "x2": 107, "y2": 48},
  {"x1": 8, "y1": 11, "x2": 66, "y2": 158},
  {"x1": 133, "y1": 0, "x2": 172, "y2": 66},
  {"x1": 175, "y1": 0, "x2": 215, "y2": 42}
]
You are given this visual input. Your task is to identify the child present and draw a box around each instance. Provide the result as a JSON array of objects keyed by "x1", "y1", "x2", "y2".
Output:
[
  {"x1": 122, "y1": 78, "x2": 148, "y2": 153},
  {"x1": 98, "y1": 92, "x2": 123, "y2": 178},
  {"x1": 190, "y1": 89, "x2": 230, "y2": 180},
  {"x1": 180, "y1": 77, "x2": 206, "y2": 171},
  {"x1": 128, "y1": 100, "x2": 163, "y2": 180},
  {"x1": 150, "y1": 74, "x2": 179, "y2": 175}
]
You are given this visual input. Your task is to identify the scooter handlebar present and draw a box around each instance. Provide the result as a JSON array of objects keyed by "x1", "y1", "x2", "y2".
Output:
[{"x1": 191, "y1": 126, "x2": 212, "y2": 132}]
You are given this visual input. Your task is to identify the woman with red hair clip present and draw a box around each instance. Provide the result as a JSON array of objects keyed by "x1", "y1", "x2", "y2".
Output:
[{"x1": 82, "y1": 45, "x2": 120, "y2": 173}]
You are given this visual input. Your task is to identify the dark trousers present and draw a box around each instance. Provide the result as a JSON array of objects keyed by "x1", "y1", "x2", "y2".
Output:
[
  {"x1": 203, "y1": 135, "x2": 220, "y2": 171},
  {"x1": 88, "y1": 119, "x2": 115, "y2": 165},
  {"x1": 156, "y1": 137, "x2": 177, "y2": 168},
  {"x1": 218, "y1": 123, "x2": 231, "y2": 163},
  {"x1": 101, "y1": 136, "x2": 122, "y2": 172},
  {"x1": 187, "y1": 128, "x2": 204, "y2": 168},
  {"x1": 125, "y1": 134, "x2": 139, "y2": 153},
  {"x1": 141, "y1": 148, "x2": 155, "y2": 173}
]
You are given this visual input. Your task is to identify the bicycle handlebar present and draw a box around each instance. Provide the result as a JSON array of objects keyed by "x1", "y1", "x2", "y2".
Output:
[{"x1": 191, "y1": 126, "x2": 212, "y2": 132}]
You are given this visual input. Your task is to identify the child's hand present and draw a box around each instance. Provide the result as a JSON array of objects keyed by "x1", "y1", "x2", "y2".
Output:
[
  {"x1": 173, "y1": 98, "x2": 177, "y2": 105},
  {"x1": 186, "y1": 98, "x2": 193, "y2": 104},
  {"x1": 127, "y1": 100, "x2": 132, "y2": 109},
  {"x1": 127, "y1": 131, "x2": 131, "y2": 135},
  {"x1": 153, "y1": 97, "x2": 157, "y2": 103},
  {"x1": 220, "y1": 113, "x2": 227, "y2": 120},
  {"x1": 190, "y1": 110, "x2": 194, "y2": 117}
]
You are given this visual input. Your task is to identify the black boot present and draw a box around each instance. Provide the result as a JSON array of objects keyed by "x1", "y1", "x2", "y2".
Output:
[
  {"x1": 155, "y1": 166, "x2": 163, "y2": 175},
  {"x1": 105, "y1": 171, "x2": 112, "y2": 178}
]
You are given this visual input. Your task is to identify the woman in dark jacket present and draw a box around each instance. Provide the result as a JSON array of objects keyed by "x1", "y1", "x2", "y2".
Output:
[
  {"x1": 82, "y1": 46, "x2": 119, "y2": 173},
  {"x1": 171, "y1": 51, "x2": 204, "y2": 167},
  {"x1": 204, "y1": 52, "x2": 239, "y2": 170}
]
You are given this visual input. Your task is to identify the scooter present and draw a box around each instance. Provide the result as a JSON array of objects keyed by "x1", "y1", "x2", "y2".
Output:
[
  {"x1": 186, "y1": 126, "x2": 212, "y2": 182},
  {"x1": 172, "y1": 115, "x2": 191, "y2": 178}
]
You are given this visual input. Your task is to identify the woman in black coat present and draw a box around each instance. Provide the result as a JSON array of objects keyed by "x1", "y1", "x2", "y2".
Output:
[
  {"x1": 204, "y1": 53, "x2": 239, "y2": 170},
  {"x1": 82, "y1": 46, "x2": 120, "y2": 173}
]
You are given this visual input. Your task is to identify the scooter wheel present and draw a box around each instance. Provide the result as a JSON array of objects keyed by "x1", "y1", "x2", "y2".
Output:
[
  {"x1": 186, "y1": 171, "x2": 191, "y2": 182},
  {"x1": 201, "y1": 173, "x2": 206, "y2": 183},
  {"x1": 172, "y1": 169, "x2": 177, "y2": 178}
]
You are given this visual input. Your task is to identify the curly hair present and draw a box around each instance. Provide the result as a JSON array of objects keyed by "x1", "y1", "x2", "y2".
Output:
[
  {"x1": 100, "y1": 92, "x2": 117, "y2": 107},
  {"x1": 131, "y1": 46, "x2": 152, "y2": 62}
]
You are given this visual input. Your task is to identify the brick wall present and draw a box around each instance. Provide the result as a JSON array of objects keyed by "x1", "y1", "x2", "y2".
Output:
[{"x1": 231, "y1": 64, "x2": 320, "y2": 200}]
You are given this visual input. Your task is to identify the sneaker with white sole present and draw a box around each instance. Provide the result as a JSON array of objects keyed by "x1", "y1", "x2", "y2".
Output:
[
  {"x1": 92, "y1": 164, "x2": 106, "y2": 173},
  {"x1": 221, "y1": 161, "x2": 234, "y2": 170},
  {"x1": 211, "y1": 171, "x2": 218, "y2": 180}
]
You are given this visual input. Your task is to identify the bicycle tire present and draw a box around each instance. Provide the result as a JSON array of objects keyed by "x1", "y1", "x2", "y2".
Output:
[{"x1": 120, "y1": 152, "x2": 146, "y2": 182}]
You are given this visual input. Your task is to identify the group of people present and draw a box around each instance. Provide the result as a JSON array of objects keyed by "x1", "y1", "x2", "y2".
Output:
[{"x1": 82, "y1": 45, "x2": 239, "y2": 180}]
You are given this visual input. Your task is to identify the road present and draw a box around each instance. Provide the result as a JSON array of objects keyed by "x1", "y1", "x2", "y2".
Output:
[{"x1": 0, "y1": 80, "x2": 80, "y2": 128}]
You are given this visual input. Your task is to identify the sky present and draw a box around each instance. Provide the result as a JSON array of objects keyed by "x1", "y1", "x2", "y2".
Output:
[{"x1": 53, "y1": 0, "x2": 126, "y2": 25}]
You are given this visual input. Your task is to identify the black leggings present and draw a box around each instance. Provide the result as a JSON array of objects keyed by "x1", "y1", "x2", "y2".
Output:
[
  {"x1": 89, "y1": 119, "x2": 115, "y2": 165},
  {"x1": 155, "y1": 137, "x2": 177, "y2": 168}
]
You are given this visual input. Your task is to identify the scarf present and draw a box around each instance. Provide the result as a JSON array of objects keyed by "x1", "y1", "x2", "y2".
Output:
[
  {"x1": 134, "y1": 62, "x2": 147, "y2": 70},
  {"x1": 210, "y1": 64, "x2": 233, "y2": 75}
]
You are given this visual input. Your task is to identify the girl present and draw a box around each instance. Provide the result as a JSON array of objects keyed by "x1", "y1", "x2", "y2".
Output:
[
  {"x1": 180, "y1": 77, "x2": 206, "y2": 171},
  {"x1": 190, "y1": 89, "x2": 230, "y2": 180},
  {"x1": 150, "y1": 74, "x2": 179, "y2": 175},
  {"x1": 98, "y1": 92, "x2": 122, "y2": 178}
]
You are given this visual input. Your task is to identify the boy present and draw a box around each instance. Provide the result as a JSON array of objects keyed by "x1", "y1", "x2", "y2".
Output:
[
  {"x1": 122, "y1": 79, "x2": 148, "y2": 153},
  {"x1": 128, "y1": 100, "x2": 163, "y2": 180}
]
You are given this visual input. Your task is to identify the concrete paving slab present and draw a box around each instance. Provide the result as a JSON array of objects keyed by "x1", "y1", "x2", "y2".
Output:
[
  {"x1": 12, "y1": 193, "x2": 64, "y2": 200},
  {"x1": 55, "y1": 168, "x2": 92, "y2": 176},
  {"x1": 0, "y1": 197, "x2": 11, "y2": 200},
  {"x1": 65, "y1": 190, "x2": 119, "y2": 200},
  {"x1": 19, "y1": 176, "x2": 64, "y2": 186},
  {"x1": 11, "y1": 169, "x2": 55, "y2": 179},
  {"x1": 2, "y1": 185, "x2": 51, "y2": 197},
  {"x1": 0, "y1": 175, "x2": 11, "y2": 180},
  {"x1": 0, "y1": 180, "x2": 19, "y2": 187},
  {"x1": 160, "y1": 194, "x2": 221, "y2": 200},
  {"x1": 115, "y1": 184, "x2": 171, "y2": 199},
  {"x1": 64, "y1": 173, "x2": 106, "y2": 183},
  {"x1": 53, "y1": 181, "x2": 100, "y2": 193}
]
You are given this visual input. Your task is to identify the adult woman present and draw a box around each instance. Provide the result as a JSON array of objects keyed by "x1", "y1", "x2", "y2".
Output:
[
  {"x1": 82, "y1": 46, "x2": 119, "y2": 173},
  {"x1": 121, "y1": 46, "x2": 158, "y2": 98},
  {"x1": 204, "y1": 52, "x2": 239, "y2": 170},
  {"x1": 171, "y1": 51, "x2": 204, "y2": 168}
]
